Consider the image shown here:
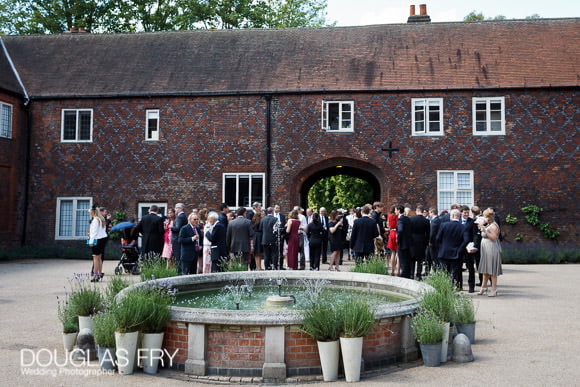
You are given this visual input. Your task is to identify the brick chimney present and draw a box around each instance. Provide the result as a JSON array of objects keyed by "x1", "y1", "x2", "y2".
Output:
[{"x1": 407, "y1": 4, "x2": 431, "y2": 23}]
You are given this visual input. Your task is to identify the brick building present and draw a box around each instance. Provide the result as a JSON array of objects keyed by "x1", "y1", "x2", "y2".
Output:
[{"x1": 0, "y1": 16, "x2": 578, "y2": 246}]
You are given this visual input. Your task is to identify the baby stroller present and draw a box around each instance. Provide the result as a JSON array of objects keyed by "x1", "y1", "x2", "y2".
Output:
[{"x1": 114, "y1": 238, "x2": 140, "y2": 275}]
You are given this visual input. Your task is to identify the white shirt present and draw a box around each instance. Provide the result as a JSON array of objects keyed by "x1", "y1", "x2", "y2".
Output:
[{"x1": 89, "y1": 217, "x2": 107, "y2": 241}]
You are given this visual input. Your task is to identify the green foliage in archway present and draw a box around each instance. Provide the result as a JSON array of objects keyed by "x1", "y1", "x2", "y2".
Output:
[{"x1": 307, "y1": 175, "x2": 374, "y2": 211}]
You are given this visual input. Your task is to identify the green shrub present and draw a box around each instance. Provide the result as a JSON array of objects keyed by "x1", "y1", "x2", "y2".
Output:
[
  {"x1": 301, "y1": 305, "x2": 342, "y2": 342},
  {"x1": 57, "y1": 295, "x2": 78, "y2": 333},
  {"x1": 105, "y1": 276, "x2": 132, "y2": 304},
  {"x1": 68, "y1": 273, "x2": 104, "y2": 316},
  {"x1": 350, "y1": 254, "x2": 389, "y2": 275},
  {"x1": 338, "y1": 297, "x2": 376, "y2": 338},
  {"x1": 93, "y1": 310, "x2": 117, "y2": 348},
  {"x1": 454, "y1": 294, "x2": 476, "y2": 325},
  {"x1": 422, "y1": 271, "x2": 457, "y2": 323},
  {"x1": 501, "y1": 244, "x2": 580, "y2": 264},
  {"x1": 112, "y1": 290, "x2": 150, "y2": 333},
  {"x1": 222, "y1": 254, "x2": 248, "y2": 272},
  {"x1": 410, "y1": 307, "x2": 445, "y2": 344},
  {"x1": 139, "y1": 252, "x2": 177, "y2": 280}
]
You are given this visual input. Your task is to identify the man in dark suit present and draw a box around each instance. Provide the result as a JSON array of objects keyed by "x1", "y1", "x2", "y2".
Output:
[
  {"x1": 273, "y1": 204, "x2": 286, "y2": 269},
  {"x1": 457, "y1": 205, "x2": 473, "y2": 289},
  {"x1": 178, "y1": 213, "x2": 202, "y2": 275},
  {"x1": 350, "y1": 204, "x2": 379, "y2": 264},
  {"x1": 410, "y1": 205, "x2": 431, "y2": 281},
  {"x1": 171, "y1": 203, "x2": 188, "y2": 274},
  {"x1": 397, "y1": 205, "x2": 414, "y2": 279},
  {"x1": 218, "y1": 203, "x2": 229, "y2": 228},
  {"x1": 464, "y1": 206, "x2": 483, "y2": 292},
  {"x1": 136, "y1": 205, "x2": 165, "y2": 255},
  {"x1": 436, "y1": 209, "x2": 465, "y2": 287},
  {"x1": 319, "y1": 207, "x2": 329, "y2": 264},
  {"x1": 205, "y1": 211, "x2": 227, "y2": 272},
  {"x1": 226, "y1": 207, "x2": 255, "y2": 267},
  {"x1": 260, "y1": 207, "x2": 279, "y2": 270}
]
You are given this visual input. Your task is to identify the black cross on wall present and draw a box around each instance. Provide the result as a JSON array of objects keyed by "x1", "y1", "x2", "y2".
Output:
[{"x1": 381, "y1": 141, "x2": 400, "y2": 158}]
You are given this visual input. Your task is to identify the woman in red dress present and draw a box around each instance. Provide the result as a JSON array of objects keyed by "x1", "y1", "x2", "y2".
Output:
[
  {"x1": 285, "y1": 210, "x2": 301, "y2": 270},
  {"x1": 386, "y1": 206, "x2": 400, "y2": 276}
]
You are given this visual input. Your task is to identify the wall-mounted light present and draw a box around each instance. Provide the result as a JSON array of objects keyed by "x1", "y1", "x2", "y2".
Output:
[{"x1": 336, "y1": 165, "x2": 343, "y2": 168}]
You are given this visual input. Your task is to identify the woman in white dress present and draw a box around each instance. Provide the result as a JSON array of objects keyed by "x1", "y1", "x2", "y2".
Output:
[{"x1": 477, "y1": 208, "x2": 503, "y2": 297}]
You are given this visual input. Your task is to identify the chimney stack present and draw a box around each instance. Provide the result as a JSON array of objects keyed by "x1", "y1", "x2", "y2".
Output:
[{"x1": 407, "y1": 4, "x2": 431, "y2": 23}]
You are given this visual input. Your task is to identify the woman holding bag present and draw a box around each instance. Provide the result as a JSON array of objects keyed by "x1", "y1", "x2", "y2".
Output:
[{"x1": 477, "y1": 208, "x2": 503, "y2": 297}]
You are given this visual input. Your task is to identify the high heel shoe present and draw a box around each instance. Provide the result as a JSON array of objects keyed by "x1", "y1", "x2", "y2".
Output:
[
  {"x1": 488, "y1": 289, "x2": 498, "y2": 297},
  {"x1": 477, "y1": 288, "x2": 488, "y2": 295}
]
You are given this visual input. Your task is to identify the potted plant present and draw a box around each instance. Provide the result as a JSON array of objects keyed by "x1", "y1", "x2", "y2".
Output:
[
  {"x1": 93, "y1": 310, "x2": 117, "y2": 371},
  {"x1": 57, "y1": 295, "x2": 78, "y2": 352},
  {"x1": 301, "y1": 305, "x2": 342, "y2": 381},
  {"x1": 112, "y1": 290, "x2": 149, "y2": 375},
  {"x1": 454, "y1": 294, "x2": 476, "y2": 344},
  {"x1": 138, "y1": 280, "x2": 174, "y2": 375},
  {"x1": 423, "y1": 271, "x2": 457, "y2": 363},
  {"x1": 337, "y1": 297, "x2": 376, "y2": 382},
  {"x1": 411, "y1": 307, "x2": 446, "y2": 367},
  {"x1": 68, "y1": 273, "x2": 104, "y2": 332}
]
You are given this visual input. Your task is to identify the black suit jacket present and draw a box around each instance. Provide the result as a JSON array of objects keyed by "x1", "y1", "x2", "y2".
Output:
[
  {"x1": 410, "y1": 214, "x2": 430, "y2": 258},
  {"x1": 137, "y1": 213, "x2": 165, "y2": 255},
  {"x1": 397, "y1": 215, "x2": 413, "y2": 251},
  {"x1": 260, "y1": 214, "x2": 278, "y2": 245},
  {"x1": 206, "y1": 222, "x2": 227, "y2": 260},
  {"x1": 179, "y1": 224, "x2": 203, "y2": 262},
  {"x1": 350, "y1": 216, "x2": 379, "y2": 255},
  {"x1": 436, "y1": 220, "x2": 465, "y2": 260},
  {"x1": 171, "y1": 212, "x2": 187, "y2": 243}
]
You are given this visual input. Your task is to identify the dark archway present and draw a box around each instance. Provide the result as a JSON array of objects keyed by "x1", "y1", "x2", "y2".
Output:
[{"x1": 299, "y1": 165, "x2": 381, "y2": 209}]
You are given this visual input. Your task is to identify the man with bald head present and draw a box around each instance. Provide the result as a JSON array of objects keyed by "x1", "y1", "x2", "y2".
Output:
[{"x1": 436, "y1": 208, "x2": 466, "y2": 287}]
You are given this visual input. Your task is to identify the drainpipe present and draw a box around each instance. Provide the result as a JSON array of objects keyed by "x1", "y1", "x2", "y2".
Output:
[
  {"x1": 265, "y1": 95, "x2": 272, "y2": 207},
  {"x1": 21, "y1": 102, "x2": 32, "y2": 245}
]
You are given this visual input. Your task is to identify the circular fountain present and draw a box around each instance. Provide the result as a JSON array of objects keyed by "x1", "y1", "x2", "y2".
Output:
[{"x1": 124, "y1": 270, "x2": 430, "y2": 382}]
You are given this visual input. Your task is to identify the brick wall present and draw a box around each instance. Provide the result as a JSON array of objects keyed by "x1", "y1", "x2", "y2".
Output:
[
  {"x1": 26, "y1": 89, "x2": 578, "y2": 245},
  {"x1": 0, "y1": 92, "x2": 27, "y2": 246},
  {"x1": 206, "y1": 325, "x2": 265, "y2": 369}
]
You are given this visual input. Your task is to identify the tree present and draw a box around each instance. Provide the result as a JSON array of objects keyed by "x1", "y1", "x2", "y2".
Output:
[
  {"x1": 1, "y1": 0, "x2": 113, "y2": 34},
  {"x1": 1, "y1": 0, "x2": 332, "y2": 34},
  {"x1": 308, "y1": 175, "x2": 374, "y2": 212},
  {"x1": 464, "y1": 10, "x2": 540, "y2": 23}
]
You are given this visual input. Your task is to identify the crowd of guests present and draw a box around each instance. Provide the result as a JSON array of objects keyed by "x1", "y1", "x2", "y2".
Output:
[{"x1": 94, "y1": 200, "x2": 502, "y2": 296}]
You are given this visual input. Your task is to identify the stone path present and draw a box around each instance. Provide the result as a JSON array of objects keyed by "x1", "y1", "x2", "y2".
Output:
[{"x1": 1, "y1": 258, "x2": 579, "y2": 386}]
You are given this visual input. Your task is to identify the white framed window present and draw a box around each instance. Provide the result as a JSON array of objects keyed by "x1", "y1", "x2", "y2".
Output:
[
  {"x1": 61, "y1": 109, "x2": 92, "y2": 142},
  {"x1": 55, "y1": 197, "x2": 92, "y2": 240},
  {"x1": 145, "y1": 109, "x2": 159, "y2": 141},
  {"x1": 223, "y1": 173, "x2": 265, "y2": 210},
  {"x1": 322, "y1": 101, "x2": 354, "y2": 132},
  {"x1": 472, "y1": 97, "x2": 505, "y2": 135},
  {"x1": 137, "y1": 202, "x2": 167, "y2": 220},
  {"x1": 437, "y1": 171, "x2": 474, "y2": 212},
  {"x1": 412, "y1": 98, "x2": 443, "y2": 136},
  {"x1": 1, "y1": 102, "x2": 13, "y2": 139}
]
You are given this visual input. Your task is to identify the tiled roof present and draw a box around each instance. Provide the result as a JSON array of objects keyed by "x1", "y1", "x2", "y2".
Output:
[
  {"x1": 0, "y1": 40, "x2": 24, "y2": 96},
  {"x1": 1, "y1": 18, "x2": 579, "y2": 98}
]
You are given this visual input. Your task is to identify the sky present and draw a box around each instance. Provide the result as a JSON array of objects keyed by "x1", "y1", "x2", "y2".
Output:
[{"x1": 326, "y1": 0, "x2": 580, "y2": 26}]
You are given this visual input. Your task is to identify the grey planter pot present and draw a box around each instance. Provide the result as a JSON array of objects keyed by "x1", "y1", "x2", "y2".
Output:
[
  {"x1": 97, "y1": 346, "x2": 116, "y2": 371},
  {"x1": 456, "y1": 322, "x2": 476, "y2": 344},
  {"x1": 420, "y1": 342, "x2": 442, "y2": 367}
]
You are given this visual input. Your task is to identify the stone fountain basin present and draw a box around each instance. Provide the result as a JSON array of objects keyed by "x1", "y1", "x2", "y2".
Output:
[{"x1": 122, "y1": 270, "x2": 431, "y2": 379}]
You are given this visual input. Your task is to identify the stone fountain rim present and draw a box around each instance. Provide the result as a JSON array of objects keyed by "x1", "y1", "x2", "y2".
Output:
[{"x1": 124, "y1": 271, "x2": 431, "y2": 326}]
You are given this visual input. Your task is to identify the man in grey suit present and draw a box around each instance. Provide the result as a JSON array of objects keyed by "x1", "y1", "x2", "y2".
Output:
[
  {"x1": 350, "y1": 204, "x2": 379, "y2": 264},
  {"x1": 260, "y1": 207, "x2": 279, "y2": 270},
  {"x1": 226, "y1": 207, "x2": 255, "y2": 267}
]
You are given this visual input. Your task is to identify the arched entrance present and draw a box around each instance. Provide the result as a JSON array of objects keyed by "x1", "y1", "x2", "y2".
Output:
[{"x1": 297, "y1": 159, "x2": 383, "y2": 209}]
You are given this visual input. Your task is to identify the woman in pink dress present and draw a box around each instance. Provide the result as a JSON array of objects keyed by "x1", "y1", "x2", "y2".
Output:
[
  {"x1": 285, "y1": 210, "x2": 301, "y2": 270},
  {"x1": 386, "y1": 206, "x2": 400, "y2": 276},
  {"x1": 162, "y1": 209, "x2": 175, "y2": 266}
]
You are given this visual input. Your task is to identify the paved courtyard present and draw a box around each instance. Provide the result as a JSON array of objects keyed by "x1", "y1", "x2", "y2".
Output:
[{"x1": 1, "y1": 258, "x2": 579, "y2": 386}]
